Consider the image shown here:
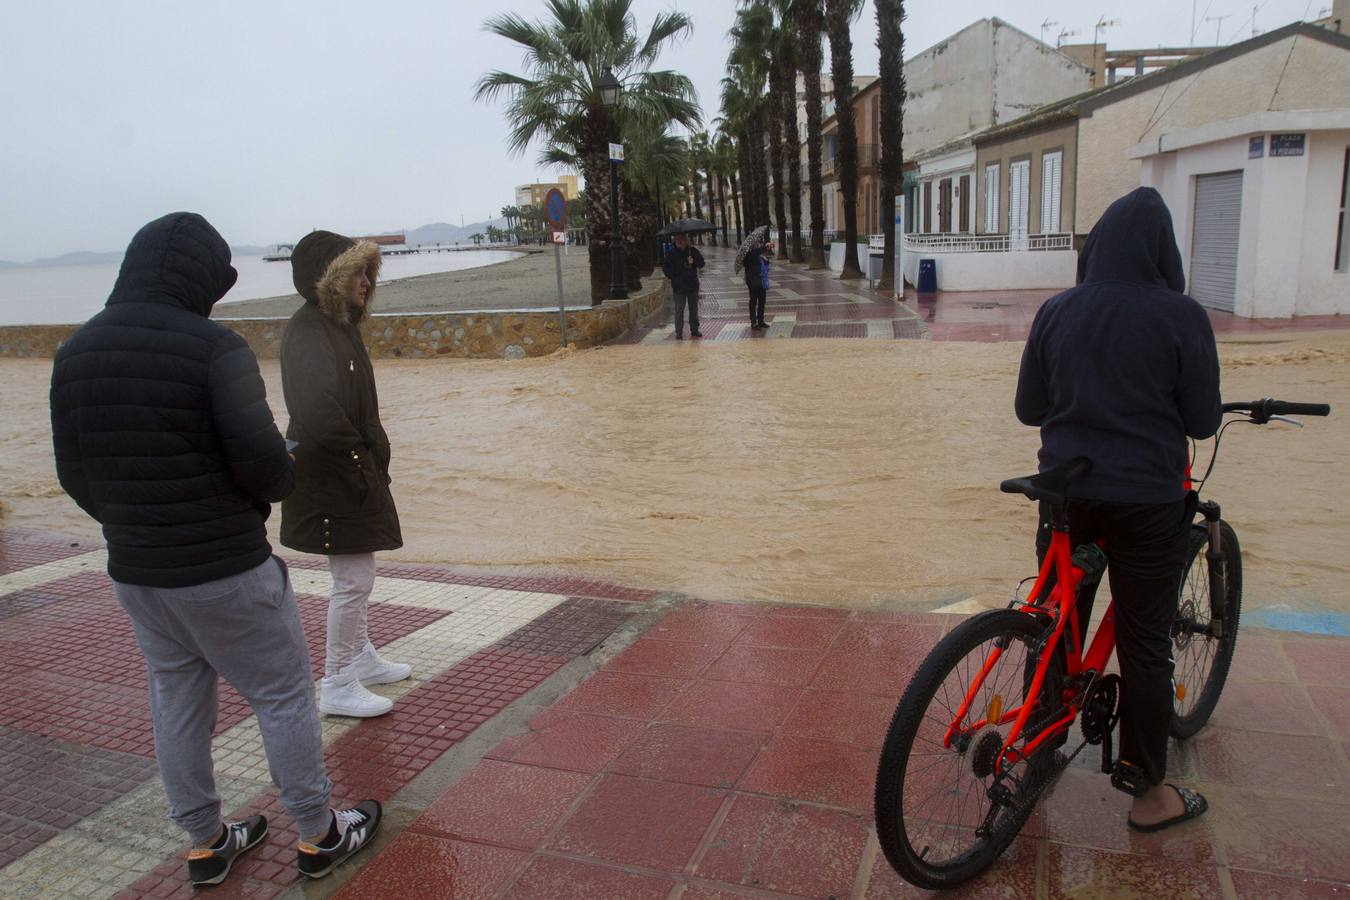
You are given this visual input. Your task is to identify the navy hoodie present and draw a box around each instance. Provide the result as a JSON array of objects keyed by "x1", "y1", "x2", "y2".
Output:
[{"x1": 1015, "y1": 188, "x2": 1222, "y2": 503}]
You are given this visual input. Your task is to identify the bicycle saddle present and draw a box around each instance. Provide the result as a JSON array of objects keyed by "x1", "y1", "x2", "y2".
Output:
[{"x1": 1000, "y1": 457, "x2": 1093, "y2": 506}]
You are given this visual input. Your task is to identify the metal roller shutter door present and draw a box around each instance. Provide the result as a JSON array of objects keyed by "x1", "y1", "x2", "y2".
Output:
[{"x1": 1191, "y1": 172, "x2": 1243, "y2": 312}]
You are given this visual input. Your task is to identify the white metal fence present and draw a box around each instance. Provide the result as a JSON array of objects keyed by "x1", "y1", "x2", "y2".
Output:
[{"x1": 902, "y1": 232, "x2": 1073, "y2": 253}]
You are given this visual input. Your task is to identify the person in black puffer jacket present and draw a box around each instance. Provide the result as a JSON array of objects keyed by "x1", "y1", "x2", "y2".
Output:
[
  {"x1": 280, "y1": 230, "x2": 409, "y2": 720},
  {"x1": 51, "y1": 211, "x2": 292, "y2": 585},
  {"x1": 50, "y1": 213, "x2": 383, "y2": 887}
]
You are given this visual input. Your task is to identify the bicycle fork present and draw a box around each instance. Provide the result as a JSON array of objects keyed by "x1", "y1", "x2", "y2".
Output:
[{"x1": 1200, "y1": 500, "x2": 1227, "y2": 638}]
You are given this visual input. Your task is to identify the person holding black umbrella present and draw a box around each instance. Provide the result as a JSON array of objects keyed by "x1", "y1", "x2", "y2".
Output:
[{"x1": 662, "y1": 232, "x2": 705, "y2": 339}]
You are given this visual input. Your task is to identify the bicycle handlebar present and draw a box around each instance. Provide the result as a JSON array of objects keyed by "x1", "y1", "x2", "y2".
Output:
[{"x1": 1221, "y1": 398, "x2": 1331, "y2": 422}]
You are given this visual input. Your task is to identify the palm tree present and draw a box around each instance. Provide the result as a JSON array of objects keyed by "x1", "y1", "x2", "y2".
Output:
[
  {"x1": 798, "y1": 0, "x2": 827, "y2": 269},
  {"x1": 476, "y1": 1, "x2": 700, "y2": 302},
  {"x1": 724, "y1": 5, "x2": 774, "y2": 233},
  {"x1": 471, "y1": 232, "x2": 485, "y2": 245},
  {"x1": 826, "y1": 0, "x2": 865, "y2": 279},
  {"x1": 740, "y1": 0, "x2": 792, "y2": 260}
]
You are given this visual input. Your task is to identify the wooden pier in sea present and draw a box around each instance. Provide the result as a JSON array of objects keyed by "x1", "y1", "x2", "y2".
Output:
[{"x1": 262, "y1": 234, "x2": 515, "y2": 262}]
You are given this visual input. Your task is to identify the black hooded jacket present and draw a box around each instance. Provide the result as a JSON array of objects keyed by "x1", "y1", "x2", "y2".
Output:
[
  {"x1": 1015, "y1": 188, "x2": 1222, "y2": 503},
  {"x1": 50, "y1": 212, "x2": 294, "y2": 587}
]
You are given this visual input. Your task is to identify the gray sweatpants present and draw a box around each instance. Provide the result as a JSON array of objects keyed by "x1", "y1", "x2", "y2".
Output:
[{"x1": 113, "y1": 556, "x2": 332, "y2": 844}]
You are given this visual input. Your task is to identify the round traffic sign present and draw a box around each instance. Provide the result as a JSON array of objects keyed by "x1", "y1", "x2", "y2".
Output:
[{"x1": 544, "y1": 188, "x2": 567, "y2": 228}]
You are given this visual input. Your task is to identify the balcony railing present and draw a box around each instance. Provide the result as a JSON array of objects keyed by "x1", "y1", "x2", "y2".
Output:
[{"x1": 902, "y1": 232, "x2": 1073, "y2": 253}]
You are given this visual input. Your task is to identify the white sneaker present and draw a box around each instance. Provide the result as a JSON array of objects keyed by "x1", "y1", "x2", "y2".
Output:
[
  {"x1": 345, "y1": 643, "x2": 413, "y2": 687},
  {"x1": 318, "y1": 673, "x2": 393, "y2": 718}
]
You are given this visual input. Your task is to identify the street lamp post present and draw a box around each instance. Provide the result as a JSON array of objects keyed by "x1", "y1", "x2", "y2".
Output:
[{"x1": 598, "y1": 69, "x2": 627, "y2": 300}]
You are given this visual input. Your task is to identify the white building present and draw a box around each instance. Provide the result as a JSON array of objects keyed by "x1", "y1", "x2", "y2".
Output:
[
  {"x1": 1134, "y1": 110, "x2": 1350, "y2": 316},
  {"x1": 910, "y1": 19, "x2": 1350, "y2": 303}
]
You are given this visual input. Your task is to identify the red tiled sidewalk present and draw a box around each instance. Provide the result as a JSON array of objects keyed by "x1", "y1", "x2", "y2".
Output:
[
  {"x1": 342, "y1": 601, "x2": 1350, "y2": 899},
  {"x1": 0, "y1": 528, "x2": 657, "y2": 898}
]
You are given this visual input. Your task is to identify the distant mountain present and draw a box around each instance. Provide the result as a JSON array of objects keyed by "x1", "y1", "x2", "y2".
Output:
[
  {"x1": 15, "y1": 250, "x2": 125, "y2": 267},
  {"x1": 404, "y1": 219, "x2": 508, "y2": 246}
]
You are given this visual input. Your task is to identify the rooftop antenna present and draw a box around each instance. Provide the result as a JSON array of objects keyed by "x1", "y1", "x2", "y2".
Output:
[
  {"x1": 1056, "y1": 27, "x2": 1080, "y2": 48},
  {"x1": 1205, "y1": 12, "x2": 1233, "y2": 43},
  {"x1": 1041, "y1": 18, "x2": 1060, "y2": 45},
  {"x1": 1252, "y1": 4, "x2": 1260, "y2": 35},
  {"x1": 1094, "y1": 16, "x2": 1121, "y2": 49}
]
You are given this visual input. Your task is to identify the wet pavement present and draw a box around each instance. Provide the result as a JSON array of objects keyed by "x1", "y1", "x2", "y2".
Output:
[
  {"x1": 3, "y1": 526, "x2": 1349, "y2": 898},
  {"x1": 619, "y1": 244, "x2": 1350, "y2": 344}
]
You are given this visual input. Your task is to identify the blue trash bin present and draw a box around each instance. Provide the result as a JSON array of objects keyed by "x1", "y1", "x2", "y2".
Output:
[{"x1": 917, "y1": 258, "x2": 938, "y2": 294}]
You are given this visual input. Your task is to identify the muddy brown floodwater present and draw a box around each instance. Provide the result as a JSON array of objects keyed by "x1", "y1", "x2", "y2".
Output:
[{"x1": 5, "y1": 333, "x2": 1349, "y2": 614}]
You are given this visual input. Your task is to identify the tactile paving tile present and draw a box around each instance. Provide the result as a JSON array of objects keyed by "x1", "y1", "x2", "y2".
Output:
[
  {"x1": 0, "y1": 534, "x2": 95, "y2": 577},
  {"x1": 496, "y1": 597, "x2": 637, "y2": 657},
  {"x1": 0, "y1": 725, "x2": 157, "y2": 869},
  {"x1": 0, "y1": 550, "x2": 107, "y2": 596},
  {"x1": 791, "y1": 323, "x2": 869, "y2": 339}
]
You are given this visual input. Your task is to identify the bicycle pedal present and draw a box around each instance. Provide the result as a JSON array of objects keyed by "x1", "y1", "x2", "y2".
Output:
[{"x1": 1110, "y1": 759, "x2": 1149, "y2": 798}]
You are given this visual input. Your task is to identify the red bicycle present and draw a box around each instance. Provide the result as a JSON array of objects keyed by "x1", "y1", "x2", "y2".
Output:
[{"x1": 873, "y1": 398, "x2": 1330, "y2": 889}]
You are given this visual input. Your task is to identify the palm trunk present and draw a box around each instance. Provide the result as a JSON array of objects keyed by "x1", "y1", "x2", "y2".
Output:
[
  {"x1": 782, "y1": 42, "x2": 806, "y2": 264},
  {"x1": 580, "y1": 120, "x2": 614, "y2": 303},
  {"x1": 876, "y1": 0, "x2": 907, "y2": 293},
  {"x1": 800, "y1": 1, "x2": 827, "y2": 269},
  {"x1": 730, "y1": 169, "x2": 744, "y2": 245},
  {"x1": 705, "y1": 164, "x2": 718, "y2": 246},
  {"x1": 737, "y1": 134, "x2": 755, "y2": 231},
  {"x1": 718, "y1": 173, "x2": 731, "y2": 247},
  {"x1": 754, "y1": 114, "x2": 771, "y2": 229},
  {"x1": 827, "y1": 0, "x2": 864, "y2": 279},
  {"x1": 768, "y1": 60, "x2": 790, "y2": 260}
]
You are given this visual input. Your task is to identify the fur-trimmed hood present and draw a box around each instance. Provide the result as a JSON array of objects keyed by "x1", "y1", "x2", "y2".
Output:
[{"x1": 289, "y1": 230, "x2": 382, "y2": 325}]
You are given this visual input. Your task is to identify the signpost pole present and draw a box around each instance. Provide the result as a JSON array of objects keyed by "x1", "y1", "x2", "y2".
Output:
[
  {"x1": 543, "y1": 188, "x2": 569, "y2": 349},
  {"x1": 555, "y1": 242, "x2": 567, "y2": 348}
]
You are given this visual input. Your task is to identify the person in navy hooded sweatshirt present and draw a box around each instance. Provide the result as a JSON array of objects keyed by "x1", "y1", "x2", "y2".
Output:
[{"x1": 1015, "y1": 188, "x2": 1221, "y2": 834}]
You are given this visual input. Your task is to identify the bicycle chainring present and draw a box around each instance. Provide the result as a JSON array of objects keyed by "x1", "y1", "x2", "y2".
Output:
[{"x1": 1080, "y1": 674, "x2": 1121, "y2": 745}]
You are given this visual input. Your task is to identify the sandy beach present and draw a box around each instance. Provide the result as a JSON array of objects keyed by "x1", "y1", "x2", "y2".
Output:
[
  {"x1": 7, "y1": 331, "x2": 1348, "y2": 616},
  {"x1": 212, "y1": 245, "x2": 619, "y2": 319}
]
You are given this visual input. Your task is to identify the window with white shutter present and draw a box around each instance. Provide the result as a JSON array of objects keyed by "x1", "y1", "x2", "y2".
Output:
[
  {"x1": 1040, "y1": 151, "x2": 1063, "y2": 234},
  {"x1": 985, "y1": 164, "x2": 1000, "y2": 233},
  {"x1": 1009, "y1": 159, "x2": 1030, "y2": 239}
]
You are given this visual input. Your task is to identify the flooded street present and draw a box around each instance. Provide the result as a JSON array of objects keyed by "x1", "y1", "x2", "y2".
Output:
[{"x1": 6, "y1": 334, "x2": 1349, "y2": 613}]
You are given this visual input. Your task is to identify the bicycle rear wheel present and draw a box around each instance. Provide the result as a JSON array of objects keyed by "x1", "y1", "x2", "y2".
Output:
[
  {"x1": 874, "y1": 609, "x2": 1065, "y2": 890},
  {"x1": 1170, "y1": 520, "x2": 1242, "y2": 739}
]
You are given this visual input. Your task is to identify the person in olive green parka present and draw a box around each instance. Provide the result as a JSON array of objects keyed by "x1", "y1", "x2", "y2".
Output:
[{"x1": 281, "y1": 230, "x2": 408, "y2": 719}]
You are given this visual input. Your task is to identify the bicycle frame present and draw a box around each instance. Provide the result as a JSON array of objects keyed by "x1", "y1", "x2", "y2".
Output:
[
  {"x1": 940, "y1": 522, "x2": 1117, "y2": 775},
  {"x1": 942, "y1": 457, "x2": 1231, "y2": 776}
]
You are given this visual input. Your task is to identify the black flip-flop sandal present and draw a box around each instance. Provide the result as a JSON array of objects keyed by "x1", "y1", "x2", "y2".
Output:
[{"x1": 1127, "y1": 785, "x2": 1209, "y2": 833}]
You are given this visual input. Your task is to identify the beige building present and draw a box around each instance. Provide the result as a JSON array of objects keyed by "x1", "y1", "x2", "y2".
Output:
[
  {"x1": 514, "y1": 175, "x2": 579, "y2": 208},
  {"x1": 974, "y1": 21, "x2": 1350, "y2": 241},
  {"x1": 925, "y1": 21, "x2": 1350, "y2": 306}
]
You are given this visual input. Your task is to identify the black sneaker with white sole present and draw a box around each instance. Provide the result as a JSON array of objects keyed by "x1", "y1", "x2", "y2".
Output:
[
  {"x1": 296, "y1": 801, "x2": 382, "y2": 879},
  {"x1": 187, "y1": 815, "x2": 268, "y2": 886}
]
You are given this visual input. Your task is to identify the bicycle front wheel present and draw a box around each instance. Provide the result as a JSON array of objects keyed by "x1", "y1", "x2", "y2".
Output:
[
  {"x1": 874, "y1": 609, "x2": 1065, "y2": 890},
  {"x1": 1170, "y1": 520, "x2": 1242, "y2": 739}
]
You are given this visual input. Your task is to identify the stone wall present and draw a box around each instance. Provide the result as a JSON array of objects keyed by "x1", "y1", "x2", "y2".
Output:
[{"x1": 0, "y1": 283, "x2": 668, "y2": 361}]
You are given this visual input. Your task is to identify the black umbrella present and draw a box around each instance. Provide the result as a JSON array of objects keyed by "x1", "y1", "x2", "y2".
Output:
[{"x1": 658, "y1": 218, "x2": 717, "y2": 237}]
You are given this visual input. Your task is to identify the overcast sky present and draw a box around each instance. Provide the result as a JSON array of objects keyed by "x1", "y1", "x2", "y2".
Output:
[{"x1": 1, "y1": 0, "x2": 1326, "y2": 260}]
